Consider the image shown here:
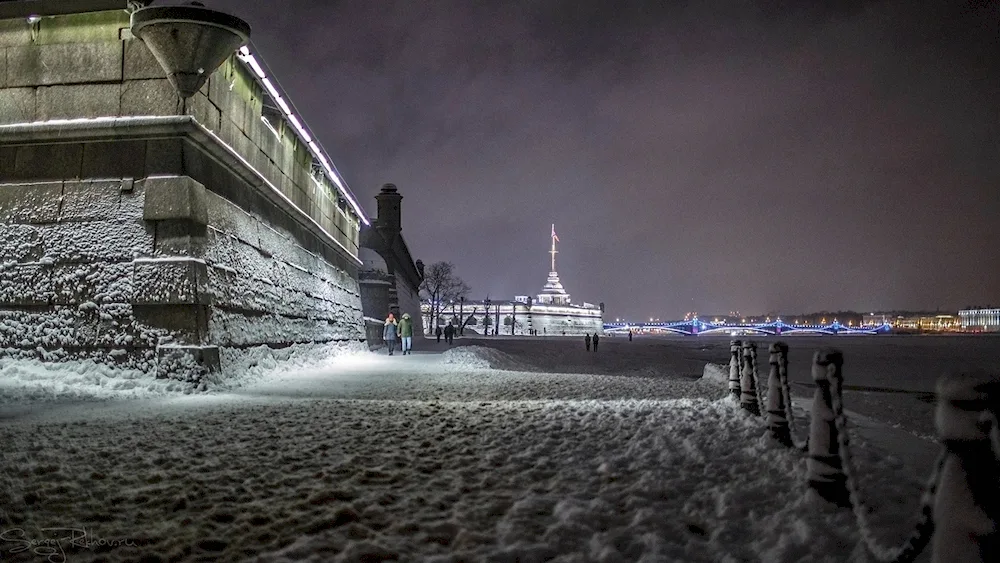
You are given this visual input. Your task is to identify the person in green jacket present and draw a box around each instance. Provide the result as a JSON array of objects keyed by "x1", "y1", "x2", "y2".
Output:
[{"x1": 397, "y1": 313, "x2": 414, "y2": 355}]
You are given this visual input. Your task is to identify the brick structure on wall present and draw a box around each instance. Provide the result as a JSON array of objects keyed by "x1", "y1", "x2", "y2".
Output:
[
  {"x1": 359, "y1": 184, "x2": 424, "y2": 346},
  {"x1": 0, "y1": 2, "x2": 368, "y2": 379}
]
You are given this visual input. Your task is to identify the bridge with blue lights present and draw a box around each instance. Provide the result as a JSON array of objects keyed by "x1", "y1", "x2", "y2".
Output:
[{"x1": 603, "y1": 319, "x2": 892, "y2": 336}]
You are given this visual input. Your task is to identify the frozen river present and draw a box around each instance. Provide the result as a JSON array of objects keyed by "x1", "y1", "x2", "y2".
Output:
[{"x1": 453, "y1": 333, "x2": 1000, "y2": 439}]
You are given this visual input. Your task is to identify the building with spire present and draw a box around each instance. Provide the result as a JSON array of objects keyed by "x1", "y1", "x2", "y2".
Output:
[{"x1": 422, "y1": 225, "x2": 604, "y2": 336}]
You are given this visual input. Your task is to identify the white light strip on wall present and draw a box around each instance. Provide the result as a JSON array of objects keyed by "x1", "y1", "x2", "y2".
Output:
[
  {"x1": 0, "y1": 115, "x2": 363, "y2": 264},
  {"x1": 0, "y1": 115, "x2": 163, "y2": 127},
  {"x1": 236, "y1": 48, "x2": 369, "y2": 225},
  {"x1": 287, "y1": 114, "x2": 312, "y2": 144},
  {"x1": 196, "y1": 121, "x2": 363, "y2": 266}
]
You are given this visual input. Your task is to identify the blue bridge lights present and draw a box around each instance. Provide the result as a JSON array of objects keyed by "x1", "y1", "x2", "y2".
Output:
[{"x1": 603, "y1": 319, "x2": 892, "y2": 336}]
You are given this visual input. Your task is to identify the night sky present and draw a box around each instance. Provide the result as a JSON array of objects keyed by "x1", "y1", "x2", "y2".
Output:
[{"x1": 208, "y1": 0, "x2": 999, "y2": 320}]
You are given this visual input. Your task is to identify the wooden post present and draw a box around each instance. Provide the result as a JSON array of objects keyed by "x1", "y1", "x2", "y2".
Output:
[
  {"x1": 766, "y1": 342, "x2": 792, "y2": 447},
  {"x1": 729, "y1": 339, "x2": 742, "y2": 399},
  {"x1": 806, "y1": 349, "x2": 850, "y2": 507},
  {"x1": 931, "y1": 371, "x2": 1000, "y2": 563},
  {"x1": 740, "y1": 341, "x2": 760, "y2": 415}
]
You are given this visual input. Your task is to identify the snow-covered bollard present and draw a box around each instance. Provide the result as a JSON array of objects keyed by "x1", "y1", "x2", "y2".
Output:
[
  {"x1": 740, "y1": 341, "x2": 760, "y2": 416},
  {"x1": 931, "y1": 371, "x2": 1000, "y2": 563},
  {"x1": 806, "y1": 349, "x2": 851, "y2": 507},
  {"x1": 728, "y1": 339, "x2": 742, "y2": 399},
  {"x1": 766, "y1": 342, "x2": 792, "y2": 447}
]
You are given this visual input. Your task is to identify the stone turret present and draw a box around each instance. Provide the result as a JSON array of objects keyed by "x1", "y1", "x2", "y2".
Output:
[{"x1": 375, "y1": 183, "x2": 402, "y2": 239}]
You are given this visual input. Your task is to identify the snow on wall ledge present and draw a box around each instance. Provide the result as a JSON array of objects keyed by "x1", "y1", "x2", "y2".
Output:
[{"x1": 0, "y1": 176, "x2": 365, "y2": 381}]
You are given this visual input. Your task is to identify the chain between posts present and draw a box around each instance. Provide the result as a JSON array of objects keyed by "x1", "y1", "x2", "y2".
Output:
[
  {"x1": 827, "y1": 361, "x2": 949, "y2": 563},
  {"x1": 777, "y1": 349, "x2": 808, "y2": 450},
  {"x1": 983, "y1": 410, "x2": 1000, "y2": 460},
  {"x1": 751, "y1": 344, "x2": 766, "y2": 415}
]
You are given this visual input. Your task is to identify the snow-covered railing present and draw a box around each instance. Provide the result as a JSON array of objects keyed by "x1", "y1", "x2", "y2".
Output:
[
  {"x1": 739, "y1": 341, "x2": 763, "y2": 416},
  {"x1": 716, "y1": 342, "x2": 1000, "y2": 563},
  {"x1": 727, "y1": 339, "x2": 741, "y2": 400}
]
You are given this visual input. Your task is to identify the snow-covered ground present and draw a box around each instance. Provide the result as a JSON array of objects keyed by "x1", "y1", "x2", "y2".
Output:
[{"x1": 0, "y1": 338, "x2": 957, "y2": 562}]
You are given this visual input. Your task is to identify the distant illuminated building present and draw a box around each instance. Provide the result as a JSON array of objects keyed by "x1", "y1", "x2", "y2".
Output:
[
  {"x1": 422, "y1": 225, "x2": 603, "y2": 336},
  {"x1": 959, "y1": 308, "x2": 1000, "y2": 332}
]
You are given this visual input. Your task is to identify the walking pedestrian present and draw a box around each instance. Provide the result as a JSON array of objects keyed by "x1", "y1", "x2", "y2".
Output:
[
  {"x1": 444, "y1": 322, "x2": 455, "y2": 345},
  {"x1": 592, "y1": 332, "x2": 600, "y2": 351},
  {"x1": 628, "y1": 330, "x2": 633, "y2": 342},
  {"x1": 398, "y1": 313, "x2": 414, "y2": 355},
  {"x1": 584, "y1": 333, "x2": 591, "y2": 351},
  {"x1": 435, "y1": 325, "x2": 442, "y2": 343},
  {"x1": 383, "y1": 313, "x2": 398, "y2": 355}
]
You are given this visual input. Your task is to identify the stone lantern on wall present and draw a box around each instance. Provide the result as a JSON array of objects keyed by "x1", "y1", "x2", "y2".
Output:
[{"x1": 130, "y1": 2, "x2": 251, "y2": 98}]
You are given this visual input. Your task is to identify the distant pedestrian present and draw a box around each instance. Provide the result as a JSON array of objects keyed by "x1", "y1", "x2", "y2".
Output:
[
  {"x1": 383, "y1": 313, "x2": 398, "y2": 355},
  {"x1": 397, "y1": 313, "x2": 414, "y2": 355},
  {"x1": 592, "y1": 332, "x2": 600, "y2": 351},
  {"x1": 628, "y1": 330, "x2": 633, "y2": 342},
  {"x1": 435, "y1": 325, "x2": 443, "y2": 343},
  {"x1": 444, "y1": 322, "x2": 455, "y2": 345},
  {"x1": 584, "y1": 333, "x2": 591, "y2": 351}
]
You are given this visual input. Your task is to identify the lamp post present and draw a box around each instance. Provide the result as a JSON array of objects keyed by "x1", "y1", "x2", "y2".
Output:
[
  {"x1": 483, "y1": 297, "x2": 491, "y2": 336},
  {"x1": 495, "y1": 303, "x2": 500, "y2": 336},
  {"x1": 459, "y1": 296, "x2": 464, "y2": 336}
]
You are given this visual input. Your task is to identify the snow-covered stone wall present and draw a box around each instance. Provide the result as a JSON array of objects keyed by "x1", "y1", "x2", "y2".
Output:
[
  {"x1": 0, "y1": 175, "x2": 365, "y2": 378},
  {"x1": 0, "y1": 7, "x2": 367, "y2": 379}
]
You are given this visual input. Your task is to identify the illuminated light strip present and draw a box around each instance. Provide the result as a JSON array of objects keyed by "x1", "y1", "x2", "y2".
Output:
[
  {"x1": 312, "y1": 174, "x2": 351, "y2": 218},
  {"x1": 315, "y1": 153, "x2": 330, "y2": 169},
  {"x1": 260, "y1": 77, "x2": 291, "y2": 116},
  {"x1": 195, "y1": 121, "x2": 362, "y2": 266},
  {"x1": 287, "y1": 114, "x2": 312, "y2": 144},
  {"x1": 0, "y1": 115, "x2": 173, "y2": 128},
  {"x1": 236, "y1": 48, "x2": 368, "y2": 225},
  {"x1": 0, "y1": 115, "x2": 361, "y2": 265}
]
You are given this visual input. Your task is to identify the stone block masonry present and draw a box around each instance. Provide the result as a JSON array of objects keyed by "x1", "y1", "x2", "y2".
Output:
[
  {"x1": 0, "y1": 6, "x2": 368, "y2": 380},
  {"x1": 0, "y1": 172, "x2": 366, "y2": 380}
]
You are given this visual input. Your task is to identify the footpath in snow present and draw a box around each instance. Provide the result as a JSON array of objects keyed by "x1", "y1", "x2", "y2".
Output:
[{"x1": 0, "y1": 339, "x2": 941, "y2": 562}]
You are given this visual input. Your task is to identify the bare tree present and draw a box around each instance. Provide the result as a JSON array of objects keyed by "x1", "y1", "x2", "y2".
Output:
[{"x1": 420, "y1": 262, "x2": 470, "y2": 333}]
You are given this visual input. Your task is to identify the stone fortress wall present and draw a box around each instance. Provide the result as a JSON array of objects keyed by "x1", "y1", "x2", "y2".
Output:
[{"x1": 0, "y1": 5, "x2": 367, "y2": 379}]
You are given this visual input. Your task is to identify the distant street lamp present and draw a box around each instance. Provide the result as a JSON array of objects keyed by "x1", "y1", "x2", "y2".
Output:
[
  {"x1": 459, "y1": 296, "x2": 465, "y2": 336},
  {"x1": 483, "y1": 297, "x2": 491, "y2": 336}
]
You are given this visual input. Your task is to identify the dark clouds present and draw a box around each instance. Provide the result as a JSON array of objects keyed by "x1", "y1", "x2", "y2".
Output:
[{"x1": 208, "y1": 0, "x2": 1000, "y2": 319}]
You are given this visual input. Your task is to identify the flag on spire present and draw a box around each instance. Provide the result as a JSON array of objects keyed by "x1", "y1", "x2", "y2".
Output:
[{"x1": 551, "y1": 224, "x2": 559, "y2": 243}]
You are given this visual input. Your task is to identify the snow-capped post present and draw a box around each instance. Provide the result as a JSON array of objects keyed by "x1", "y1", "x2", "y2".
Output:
[
  {"x1": 740, "y1": 341, "x2": 760, "y2": 416},
  {"x1": 776, "y1": 343, "x2": 809, "y2": 451},
  {"x1": 806, "y1": 349, "x2": 850, "y2": 507},
  {"x1": 931, "y1": 371, "x2": 1000, "y2": 563},
  {"x1": 766, "y1": 342, "x2": 793, "y2": 447},
  {"x1": 729, "y1": 339, "x2": 742, "y2": 399}
]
